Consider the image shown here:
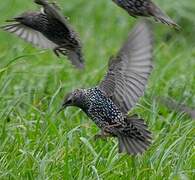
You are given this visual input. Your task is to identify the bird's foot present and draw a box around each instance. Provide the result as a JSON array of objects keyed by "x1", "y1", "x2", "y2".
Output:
[
  {"x1": 94, "y1": 130, "x2": 112, "y2": 141},
  {"x1": 54, "y1": 47, "x2": 67, "y2": 58},
  {"x1": 103, "y1": 123, "x2": 121, "y2": 131},
  {"x1": 54, "y1": 48, "x2": 60, "y2": 57}
]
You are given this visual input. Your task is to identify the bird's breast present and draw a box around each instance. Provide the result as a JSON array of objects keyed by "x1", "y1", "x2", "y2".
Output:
[{"x1": 86, "y1": 88, "x2": 125, "y2": 129}]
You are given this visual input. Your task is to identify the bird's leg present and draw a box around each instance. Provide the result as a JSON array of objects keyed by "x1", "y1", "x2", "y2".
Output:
[
  {"x1": 103, "y1": 123, "x2": 121, "y2": 131},
  {"x1": 53, "y1": 47, "x2": 68, "y2": 57},
  {"x1": 59, "y1": 49, "x2": 68, "y2": 56},
  {"x1": 94, "y1": 130, "x2": 113, "y2": 140},
  {"x1": 94, "y1": 124, "x2": 121, "y2": 140},
  {"x1": 99, "y1": 123, "x2": 122, "y2": 136},
  {"x1": 53, "y1": 48, "x2": 60, "y2": 57}
]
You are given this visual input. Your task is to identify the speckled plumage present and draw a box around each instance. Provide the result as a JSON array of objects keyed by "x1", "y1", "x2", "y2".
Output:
[
  {"x1": 1, "y1": 0, "x2": 84, "y2": 69},
  {"x1": 113, "y1": 0, "x2": 151, "y2": 16},
  {"x1": 112, "y1": 0, "x2": 180, "y2": 29},
  {"x1": 71, "y1": 87, "x2": 151, "y2": 144},
  {"x1": 78, "y1": 87, "x2": 125, "y2": 130},
  {"x1": 60, "y1": 20, "x2": 154, "y2": 155}
]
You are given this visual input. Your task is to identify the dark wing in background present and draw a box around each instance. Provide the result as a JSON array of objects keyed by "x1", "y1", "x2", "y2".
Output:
[{"x1": 99, "y1": 20, "x2": 154, "y2": 114}]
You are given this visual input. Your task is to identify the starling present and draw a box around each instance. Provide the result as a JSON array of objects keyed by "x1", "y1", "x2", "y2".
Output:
[
  {"x1": 58, "y1": 20, "x2": 153, "y2": 155},
  {"x1": 112, "y1": 0, "x2": 180, "y2": 29},
  {"x1": 1, "y1": 0, "x2": 84, "y2": 69}
]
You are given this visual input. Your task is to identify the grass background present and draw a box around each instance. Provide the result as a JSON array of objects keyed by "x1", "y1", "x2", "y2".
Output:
[{"x1": 0, "y1": 0, "x2": 195, "y2": 179}]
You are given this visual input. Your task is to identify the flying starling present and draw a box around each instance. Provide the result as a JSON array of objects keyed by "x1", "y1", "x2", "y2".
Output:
[
  {"x1": 112, "y1": 0, "x2": 180, "y2": 29},
  {"x1": 1, "y1": 0, "x2": 84, "y2": 69},
  {"x1": 58, "y1": 20, "x2": 153, "y2": 155}
]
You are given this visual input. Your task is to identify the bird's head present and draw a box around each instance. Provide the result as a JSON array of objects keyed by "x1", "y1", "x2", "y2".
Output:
[{"x1": 58, "y1": 89, "x2": 84, "y2": 113}]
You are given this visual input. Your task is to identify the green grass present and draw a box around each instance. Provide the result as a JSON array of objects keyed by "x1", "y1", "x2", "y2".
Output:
[{"x1": 0, "y1": 0, "x2": 195, "y2": 179}]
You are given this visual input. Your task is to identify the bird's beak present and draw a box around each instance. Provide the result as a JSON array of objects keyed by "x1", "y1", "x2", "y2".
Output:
[
  {"x1": 6, "y1": 19, "x2": 16, "y2": 22},
  {"x1": 57, "y1": 104, "x2": 67, "y2": 114},
  {"x1": 6, "y1": 17, "x2": 22, "y2": 22}
]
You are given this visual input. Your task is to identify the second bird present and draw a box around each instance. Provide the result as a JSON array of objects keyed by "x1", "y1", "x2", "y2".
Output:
[
  {"x1": 112, "y1": 0, "x2": 179, "y2": 29},
  {"x1": 1, "y1": 0, "x2": 84, "y2": 69}
]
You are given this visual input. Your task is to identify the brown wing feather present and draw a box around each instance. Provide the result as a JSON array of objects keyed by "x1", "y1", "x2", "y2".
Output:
[{"x1": 99, "y1": 20, "x2": 154, "y2": 114}]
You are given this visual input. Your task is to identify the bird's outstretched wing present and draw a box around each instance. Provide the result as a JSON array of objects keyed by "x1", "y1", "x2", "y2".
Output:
[
  {"x1": 1, "y1": 22, "x2": 57, "y2": 49},
  {"x1": 99, "y1": 20, "x2": 154, "y2": 114}
]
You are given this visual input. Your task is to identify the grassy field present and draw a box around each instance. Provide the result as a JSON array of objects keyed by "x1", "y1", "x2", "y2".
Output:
[{"x1": 0, "y1": 0, "x2": 195, "y2": 179}]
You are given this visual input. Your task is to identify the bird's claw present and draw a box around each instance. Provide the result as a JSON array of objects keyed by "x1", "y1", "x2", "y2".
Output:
[
  {"x1": 94, "y1": 134, "x2": 106, "y2": 141},
  {"x1": 54, "y1": 48, "x2": 68, "y2": 58},
  {"x1": 103, "y1": 123, "x2": 120, "y2": 132},
  {"x1": 94, "y1": 130, "x2": 113, "y2": 141}
]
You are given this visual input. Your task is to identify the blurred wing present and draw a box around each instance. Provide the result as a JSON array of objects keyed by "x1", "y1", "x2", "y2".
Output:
[
  {"x1": 99, "y1": 20, "x2": 153, "y2": 114},
  {"x1": 1, "y1": 23, "x2": 57, "y2": 49}
]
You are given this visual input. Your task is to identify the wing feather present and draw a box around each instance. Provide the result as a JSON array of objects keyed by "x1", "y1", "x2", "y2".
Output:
[{"x1": 99, "y1": 20, "x2": 153, "y2": 113}]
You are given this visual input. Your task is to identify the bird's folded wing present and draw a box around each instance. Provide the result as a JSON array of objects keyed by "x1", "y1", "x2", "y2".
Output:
[
  {"x1": 99, "y1": 20, "x2": 154, "y2": 114},
  {"x1": 1, "y1": 23, "x2": 57, "y2": 49}
]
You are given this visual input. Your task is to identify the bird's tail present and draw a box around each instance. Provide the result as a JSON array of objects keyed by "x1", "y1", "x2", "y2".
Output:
[
  {"x1": 117, "y1": 115, "x2": 152, "y2": 155},
  {"x1": 54, "y1": 47, "x2": 84, "y2": 69},
  {"x1": 66, "y1": 48, "x2": 85, "y2": 69},
  {"x1": 149, "y1": 2, "x2": 180, "y2": 30}
]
